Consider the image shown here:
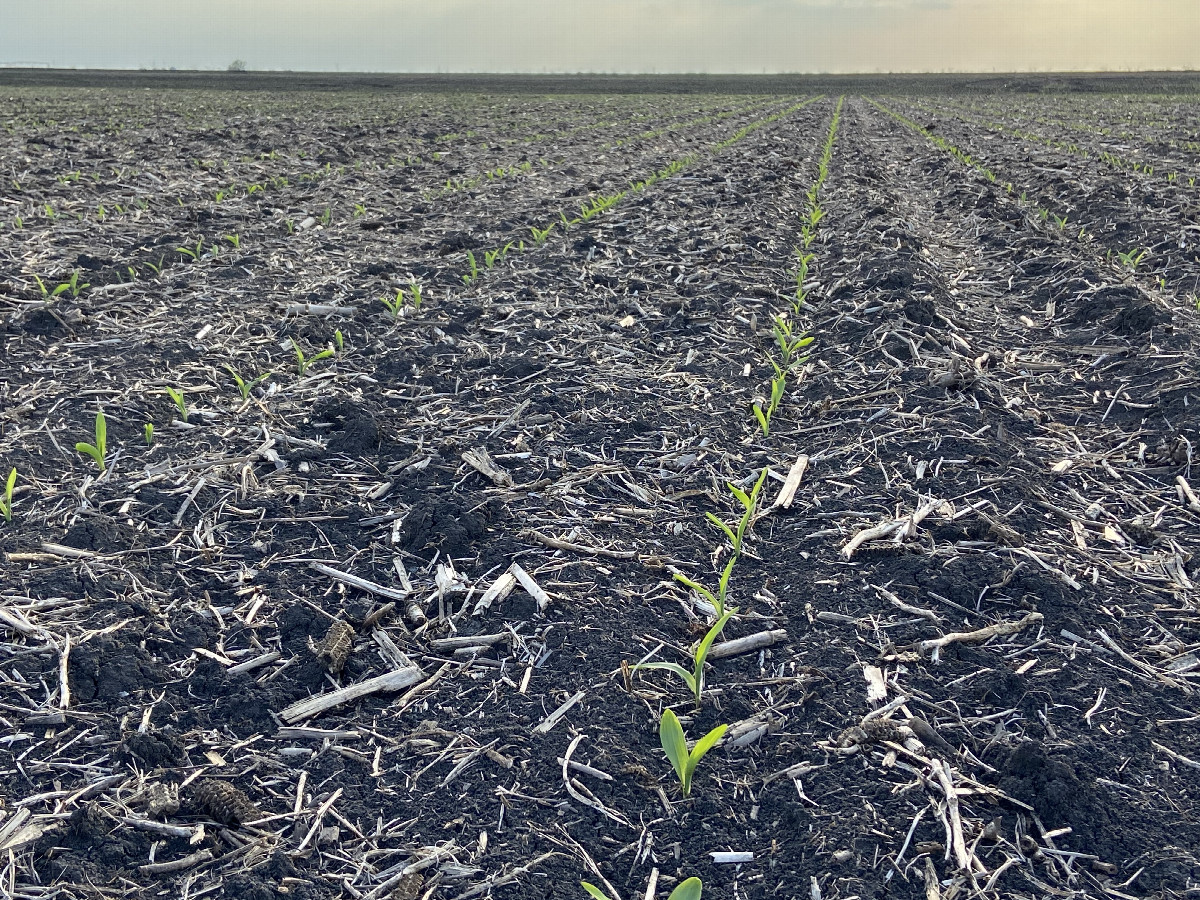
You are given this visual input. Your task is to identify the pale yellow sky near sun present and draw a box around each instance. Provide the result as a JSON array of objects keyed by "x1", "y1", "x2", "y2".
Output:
[{"x1": 0, "y1": 0, "x2": 1195, "y2": 72}]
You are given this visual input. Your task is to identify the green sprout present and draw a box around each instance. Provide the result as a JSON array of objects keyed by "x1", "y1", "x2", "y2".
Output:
[
  {"x1": 335, "y1": 329, "x2": 344, "y2": 354},
  {"x1": 223, "y1": 233, "x2": 241, "y2": 249},
  {"x1": 294, "y1": 343, "x2": 334, "y2": 376},
  {"x1": 483, "y1": 248, "x2": 501, "y2": 269},
  {"x1": 706, "y1": 467, "x2": 769, "y2": 555},
  {"x1": 75, "y1": 412, "x2": 108, "y2": 471},
  {"x1": 1117, "y1": 247, "x2": 1148, "y2": 271},
  {"x1": 530, "y1": 223, "x2": 554, "y2": 247},
  {"x1": 224, "y1": 365, "x2": 272, "y2": 400},
  {"x1": 176, "y1": 238, "x2": 204, "y2": 261},
  {"x1": 659, "y1": 708, "x2": 726, "y2": 798},
  {"x1": 632, "y1": 609, "x2": 735, "y2": 708},
  {"x1": 409, "y1": 282, "x2": 423, "y2": 311},
  {"x1": 165, "y1": 387, "x2": 188, "y2": 423},
  {"x1": 144, "y1": 423, "x2": 154, "y2": 446},
  {"x1": 33, "y1": 275, "x2": 69, "y2": 301},
  {"x1": 353, "y1": 203, "x2": 366, "y2": 218},
  {"x1": 381, "y1": 288, "x2": 405, "y2": 319},
  {"x1": 674, "y1": 557, "x2": 737, "y2": 620},
  {"x1": 0, "y1": 468, "x2": 17, "y2": 522},
  {"x1": 772, "y1": 314, "x2": 813, "y2": 369},
  {"x1": 583, "y1": 878, "x2": 702, "y2": 900},
  {"x1": 752, "y1": 369, "x2": 787, "y2": 438},
  {"x1": 463, "y1": 250, "x2": 479, "y2": 285}
]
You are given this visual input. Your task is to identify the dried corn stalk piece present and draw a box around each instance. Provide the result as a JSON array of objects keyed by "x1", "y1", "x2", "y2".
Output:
[
  {"x1": 311, "y1": 619, "x2": 356, "y2": 673},
  {"x1": 191, "y1": 779, "x2": 261, "y2": 827}
]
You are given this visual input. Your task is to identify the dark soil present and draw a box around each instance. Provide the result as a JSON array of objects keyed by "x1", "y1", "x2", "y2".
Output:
[{"x1": 2, "y1": 79, "x2": 1200, "y2": 900}]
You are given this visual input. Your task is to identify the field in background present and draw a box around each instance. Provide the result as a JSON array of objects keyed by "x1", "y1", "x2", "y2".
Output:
[{"x1": 2, "y1": 76, "x2": 1199, "y2": 900}]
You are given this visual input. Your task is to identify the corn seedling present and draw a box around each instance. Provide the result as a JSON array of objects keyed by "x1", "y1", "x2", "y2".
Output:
[
  {"x1": 381, "y1": 288, "x2": 406, "y2": 319},
  {"x1": 165, "y1": 387, "x2": 188, "y2": 423},
  {"x1": 353, "y1": 203, "x2": 367, "y2": 218},
  {"x1": 225, "y1": 365, "x2": 272, "y2": 400},
  {"x1": 0, "y1": 468, "x2": 16, "y2": 522},
  {"x1": 583, "y1": 877, "x2": 702, "y2": 900},
  {"x1": 320, "y1": 207, "x2": 332, "y2": 226},
  {"x1": 144, "y1": 423, "x2": 154, "y2": 446},
  {"x1": 659, "y1": 708, "x2": 726, "y2": 798},
  {"x1": 673, "y1": 556, "x2": 737, "y2": 619},
  {"x1": 483, "y1": 248, "x2": 502, "y2": 269},
  {"x1": 335, "y1": 329, "x2": 344, "y2": 354},
  {"x1": 530, "y1": 223, "x2": 554, "y2": 246},
  {"x1": 33, "y1": 275, "x2": 69, "y2": 301},
  {"x1": 223, "y1": 233, "x2": 241, "y2": 249},
  {"x1": 176, "y1": 238, "x2": 204, "y2": 261},
  {"x1": 633, "y1": 609, "x2": 734, "y2": 708},
  {"x1": 294, "y1": 343, "x2": 334, "y2": 376},
  {"x1": 409, "y1": 282, "x2": 423, "y2": 311},
  {"x1": 1117, "y1": 247, "x2": 1148, "y2": 271},
  {"x1": 706, "y1": 467, "x2": 769, "y2": 554},
  {"x1": 75, "y1": 412, "x2": 108, "y2": 471},
  {"x1": 1053, "y1": 214, "x2": 1068, "y2": 230},
  {"x1": 463, "y1": 250, "x2": 479, "y2": 285},
  {"x1": 772, "y1": 314, "x2": 813, "y2": 370},
  {"x1": 752, "y1": 368, "x2": 787, "y2": 438}
]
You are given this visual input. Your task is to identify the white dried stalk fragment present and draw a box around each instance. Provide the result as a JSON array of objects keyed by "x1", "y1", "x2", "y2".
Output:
[
  {"x1": 280, "y1": 667, "x2": 424, "y2": 723},
  {"x1": 863, "y1": 665, "x2": 888, "y2": 704},
  {"x1": 711, "y1": 851, "x2": 754, "y2": 864},
  {"x1": 310, "y1": 562, "x2": 410, "y2": 603},
  {"x1": 1177, "y1": 476, "x2": 1200, "y2": 513},
  {"x1": 473, "y1": 571, "x2": 517, "y2": 615},
  {"x1": 532, "y1": 688, "x2": 585, "y2": 735},
  {"x1": 707, "y1": 628, "x2": 787, "y2": 660},
  {"x1": 773, "y1": 454, "x2": 809, "y2": 509},
  {"x1": 462, "y1": 447, "x2": 513, "y2": 487},
  {"x1": 511, "y1": 564, "x2": 552, "y2": 612},
  {"x1": 921, "y1": 612, "x2": 1044, "y2": 664}
]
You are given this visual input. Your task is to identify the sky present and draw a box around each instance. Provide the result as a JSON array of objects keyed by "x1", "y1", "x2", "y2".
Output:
[{"x1": 0, "y1": 0, "x2": 1196, "y2": 74}]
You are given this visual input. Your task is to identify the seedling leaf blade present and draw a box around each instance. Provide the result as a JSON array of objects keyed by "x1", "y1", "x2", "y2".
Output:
[
  {"x1": 632, "y1": 661, "x2": 697, "y2": 697},
  {"x1": 581, "y1": 883, "x2": 611, "y2": 900},
  {"x1": 668, "y1": 877, "x2": 704, "y2": 900},
  {"x1": 659, "y1": 709, "x2": 689, "y2": 792}
]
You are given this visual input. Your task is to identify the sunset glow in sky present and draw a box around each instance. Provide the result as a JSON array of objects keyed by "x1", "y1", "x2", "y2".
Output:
[{"x1": 1, "y1": 0, "x2": 1196, "y2": 73}]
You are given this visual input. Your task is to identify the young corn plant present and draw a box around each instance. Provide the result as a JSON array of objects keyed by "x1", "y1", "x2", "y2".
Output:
[
  {"x1": 165, "y1": 387, "x2": 188, "y2": 423},
  {"x1": 706, "y1": 467, "x2": 769, "y2": 555},
  {"x1": 674, "y1": 556, "x2": 737, "y2": 619},
  {"x1": 463, "y1": 250, "x2": 479, "y2": 285},
  {"x1": 294, "y1": 343, "x2": 334, "y2": 376},
  {"x1": 381, "y1": 288, "x2": 406, "y2": 319},
  {"x1": 76, "y1": 412, "x2": 108, "y2": 471},
  {"x1": 225, "y1": 365, "x2": 272, "y2": 400},
  {"x1": 33, "y1": 275, "x2": 70, "y2": 301},
  {"x1": 659, "y1": 708, "x2": 726, "y2": 799},
  {"x1": 1117, "y1": 247, "x2": 1148, "y2": 271},
  {"x1": 0, "y1": 468, "x2": 16, "y2": 523},
  {"x1": 632, "y1": 609, "x2": 734, "y2": 708},
  {"x1": 530, "y1": 223, "x2": 554, "y2": 246},
  {"x1": 144, "y1": 423, "x2": 154, "y2": 446},
  {"x1": 752, "y1": 367, "x2": 787, "y2": 438},
  {"x1": 772, "y1": 314, "x2": 813, "y2": 370},
  {"x1": 583, "y1": 878, "x2": 702, "y2": 900}
]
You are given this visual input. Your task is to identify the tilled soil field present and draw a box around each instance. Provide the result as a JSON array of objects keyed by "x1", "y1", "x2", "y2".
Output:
[{"x1": 2, "y1": 80, "x2": 1200, "y2": 900}]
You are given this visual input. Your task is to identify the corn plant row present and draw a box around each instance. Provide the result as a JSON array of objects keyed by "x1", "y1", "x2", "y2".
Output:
[
  {"x1": 428, "y1": 97, "x2": 772, "y2": 203},
  {"x1": 870, "y1": 99, "x2": 1169, "y2": 283},
  {"x1": 908, "y1": 98, "x2": 1199, "y2": 190},
  {"x1": 753, "y1": 97, "x2": 842, "y2": 439},
  {"x1": 460, "y1": 96, "x2": 823, "y2": 285}
]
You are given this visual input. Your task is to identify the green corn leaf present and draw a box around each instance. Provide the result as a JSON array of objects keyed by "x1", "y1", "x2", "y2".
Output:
[
  {"x1": 667, "y1": 877, "x2": 703, "y2": 900},
  {"x1": 752, "y1": 404, "x2": 769, "y2": 437},
  {"x1": 580, "y1": 883, "x2": 611, "y2": 900},
  {"x1": 705, "y1": 511, "x2": 738, "y2": 547},
  {"x1": 632, "y1": 661, "x2": 697, "y2": 698},
  {"x1": 659, "y1": 709, "x2": 689, "y2": 791}
]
